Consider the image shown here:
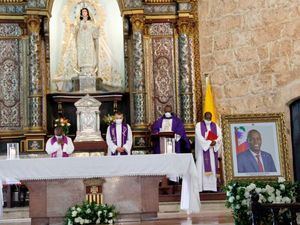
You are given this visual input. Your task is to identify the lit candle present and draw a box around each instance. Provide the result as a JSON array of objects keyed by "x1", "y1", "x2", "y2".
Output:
[
  {"x1": 166, "y1": 140, "x2": 173, "y2": 154},
  {"x1": 9, "y1": 147, "x2": 16, "y2": 159}
]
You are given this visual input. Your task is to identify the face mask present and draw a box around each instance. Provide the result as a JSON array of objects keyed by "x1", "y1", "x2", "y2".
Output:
[
  {"x1": 165, "y1": 112, "x2": 172, "y2": 118},
  {"x1": 115, "y1": 119, "x2": 123, "y2": 124},
  {"x1": 55, "y1": 135, "x2": 62, "y2": 139},
  {"x1": 204, "y1": 119, "x2": 211, "y2": 125}
]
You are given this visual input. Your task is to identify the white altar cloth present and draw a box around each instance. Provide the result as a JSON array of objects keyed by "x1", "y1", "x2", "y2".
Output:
[{"x1": 0, "y1": 154, "x2": 200, "y2": 214}]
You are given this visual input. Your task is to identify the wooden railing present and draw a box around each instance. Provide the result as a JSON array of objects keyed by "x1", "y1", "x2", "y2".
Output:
[{"x1": 251, "y1": 193, "x2": 300, "y2": 225}]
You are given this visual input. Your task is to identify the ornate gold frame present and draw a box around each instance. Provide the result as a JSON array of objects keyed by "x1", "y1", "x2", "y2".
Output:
[
  {"x1": 25, "y1": 139, "x2": 45, "y2": 152},
  {"x1": 221, "y1": 113, "x2": 291, "y2": 184}
]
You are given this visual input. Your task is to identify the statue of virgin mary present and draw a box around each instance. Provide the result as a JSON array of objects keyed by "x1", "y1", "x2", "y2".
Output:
[
  {"x1": 75, "y1": 7, "x2": 98, "y2": 75},
  {"x1": 53, "y1": 1, "x2": 123, "y2": 92}
]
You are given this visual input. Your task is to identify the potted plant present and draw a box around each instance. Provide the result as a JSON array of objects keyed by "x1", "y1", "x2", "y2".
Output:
[{"x1": 64, "y1": 201, "x2": 118, "y2": 225}]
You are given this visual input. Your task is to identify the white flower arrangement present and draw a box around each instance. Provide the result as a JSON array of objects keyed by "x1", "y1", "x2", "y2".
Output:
[
  {"x1": 64, "y1": 201, "x2": 117, "y2": 225},
  {"x1": 224, "y1": 177, "x2": 299, "y2": 225},
  {"x1": 54, "y1": 117, "x2": 71, "y2": 135},
  {"x1": 102, "y1": 114, "x2": 115, "y2": 126}
]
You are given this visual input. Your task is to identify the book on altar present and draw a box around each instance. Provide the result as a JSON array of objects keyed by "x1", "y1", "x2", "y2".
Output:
[{"x1": 206, "y1": 131, "x2": 218, "y2": 141}]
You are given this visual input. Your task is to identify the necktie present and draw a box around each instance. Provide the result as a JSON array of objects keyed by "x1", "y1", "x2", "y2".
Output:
[{"x1": 256, "y1": 154, "x2": 264, "y2": 172}]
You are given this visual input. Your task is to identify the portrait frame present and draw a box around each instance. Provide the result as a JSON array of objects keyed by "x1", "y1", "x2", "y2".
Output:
[
  {"x1": 222, "y1": 113, "x2": 291, "y2": 184},
  {"x1": 25, "y1": 139, "x2": 45, "y2": 152}
]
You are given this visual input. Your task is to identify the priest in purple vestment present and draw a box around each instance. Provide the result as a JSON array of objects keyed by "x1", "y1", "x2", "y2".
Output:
[
  {"x1": 45, "y1": 127, "x2": 74, "y2": 158},
  {"x1": 195, "y1": 112, "x2": 222, "y2": 192},
  {"x1": 106, "y1": 111, "x2": 132, "y2": 156},
  {"x1": 151, "y1": 105, "x2": 191, "y2": 154}
]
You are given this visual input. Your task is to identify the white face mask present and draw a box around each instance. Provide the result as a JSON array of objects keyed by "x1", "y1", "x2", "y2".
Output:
[
  {"x1": 55, "y1": 135, "x2": 62, "y2": 139},
  {"x1": 204, "y1": 119, "x2": 211, "y2": 125},
  {"x1": 165, "y1": 112, "x2": 172, "y2": 118},
  {"x1": 115, "y1": 119, "x2": 123, "y2": 124}
]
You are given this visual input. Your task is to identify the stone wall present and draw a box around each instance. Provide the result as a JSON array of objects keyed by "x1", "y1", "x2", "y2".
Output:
[
  {"x1": 198, "y1": 0, "x2": 300, "y2": 175},
  {"x1": 198, "y1": 0, "x2": 300, "y2": 116}
]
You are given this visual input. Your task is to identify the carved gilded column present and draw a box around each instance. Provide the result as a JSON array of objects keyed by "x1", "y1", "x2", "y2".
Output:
[
  {"x1": 177, "y1": 20, "x2": 193, "y2": 126},
  {"x1": 130, "y1": 15, "x2": 147, "y2": 127},
  {"x1": 26, "y1": 16, "x2": 43, "y2": 130}
]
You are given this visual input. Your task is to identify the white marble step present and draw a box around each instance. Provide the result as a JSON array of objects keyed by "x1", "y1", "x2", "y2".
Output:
[
  {"x1": 2, "y1": 207, "x2": 29, "y2": 219},
  {"x1": 0, "y1": 218, "x2": 30, "y2": 225}
]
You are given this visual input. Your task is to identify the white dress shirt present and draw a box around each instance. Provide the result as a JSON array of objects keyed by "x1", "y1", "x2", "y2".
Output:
[{"x1": 249, "y1": 149, "x2": 265, "y2": 171}]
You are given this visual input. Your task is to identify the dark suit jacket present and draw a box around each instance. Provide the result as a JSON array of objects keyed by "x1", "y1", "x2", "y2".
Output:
[{"x1": 237, "y1": 149, "x2": 277, "y2": 173}]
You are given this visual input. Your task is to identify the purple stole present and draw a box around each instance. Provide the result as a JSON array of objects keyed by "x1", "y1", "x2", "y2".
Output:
[
  {"x1": 110, "y1": 123, "x2": 128, "y2": 156},
  {"x1": 200, "y1": 121, "x2": 218, "y2": 174},
  {"x1": 50, "y1": 136, "x2": 69, "y2": 158}
]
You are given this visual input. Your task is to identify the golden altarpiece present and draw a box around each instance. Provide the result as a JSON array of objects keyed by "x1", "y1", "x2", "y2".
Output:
[{"x1": 0, "y1": 0, "x2": 203, "y2": 154}]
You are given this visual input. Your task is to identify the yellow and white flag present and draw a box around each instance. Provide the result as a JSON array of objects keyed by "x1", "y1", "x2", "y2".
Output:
[{"x1": 203, "y1": 75, "x2": 218, "y2": 123}]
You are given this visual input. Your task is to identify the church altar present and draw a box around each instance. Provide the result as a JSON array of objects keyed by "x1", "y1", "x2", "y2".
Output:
[{"x1": 0, "y1": 154, "x2": 200, "y2": 223}]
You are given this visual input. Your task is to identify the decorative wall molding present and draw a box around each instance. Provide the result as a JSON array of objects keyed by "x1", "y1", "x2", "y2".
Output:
[
  {"x1": 144, "y1": 5, "x2": 176, "y2": 14},
  {"x1": 145, "y1": 0, "x2": 173, "y2": 3},
  {"x1": 131, "y1": 14, "x2": 145, "y2": 32},
  {"x1": 0, "y1": 4, "x2": 25, "y2": 14},
  {"x1": 0, "y1": 39, "x2": 22, "y2": 130},
  {"x1": 149, "y1": 23, "x2": 173, "y2": 36},
  {"x1": 26, "y1": 15, "x2": 40, "y2": 34},
  {"x1": 152, "y1": 36, "x2": 175, "y2": 118},
  {"x1": 178, "y1": 2, "x2": 191, "y2": 11},
  {"x1": 0, "y1": 0, "x2": 47, "y2": 15},
  {"x1": 0, "y1": 0, "x2": 24, "y2": 3},
  {"x1": 177, "y1": 19, "x2": 193, "y2": 35},
  {"x1": 123, "y1": 0, "x2": 143, "y2": 8},
  {"x1": 27, "y1": 0, "x2": 47, "y2": 8},
  {"x1": 0, "y1": 23, "x2": 22, "y2": 36}
]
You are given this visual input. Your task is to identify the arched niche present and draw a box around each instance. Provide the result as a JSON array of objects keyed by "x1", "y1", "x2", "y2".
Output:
[{"x1": 49, "y1": 0, "x2": 125, "y2": 93}]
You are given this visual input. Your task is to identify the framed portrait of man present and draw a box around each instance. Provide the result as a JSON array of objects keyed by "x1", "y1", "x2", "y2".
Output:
[{"x1": 222, "y1": 113, "x2": 291, "y2": 183}]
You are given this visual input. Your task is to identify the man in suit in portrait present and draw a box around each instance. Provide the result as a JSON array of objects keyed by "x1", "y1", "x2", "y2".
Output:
[{"x1": 237, "y1": 129, "x2": 277, "y2": 173}]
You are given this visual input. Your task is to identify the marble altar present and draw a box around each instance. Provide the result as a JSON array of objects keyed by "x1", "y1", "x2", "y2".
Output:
[{"x1": 0, "y1": 154, "x2": 201, "y2": 225}]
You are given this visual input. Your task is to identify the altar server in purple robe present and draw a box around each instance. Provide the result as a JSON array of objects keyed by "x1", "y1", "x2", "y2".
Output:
[
  {"x1": 106, "y1": 111, "x2": 132, "y2": 156},
  {"x1": 151, "y1": 105, "x2": 191, "y2": 154},
  {"x1": 195, "y1": 112, "x2": 222, "y2": 192},
  {"x1": 45, "y1": 127, "x2": 74, "y2": 158}
]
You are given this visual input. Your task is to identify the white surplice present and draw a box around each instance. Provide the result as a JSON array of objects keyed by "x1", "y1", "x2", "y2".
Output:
[
  {"x1": 195, "y1": 122, "x2": 222, "y2": 192},
  {"x1": 45, "y1": 136, "x2": 74, "y2": 157},
  {"x1": 106, "y1": 124, "x2": 132, "y2": 155},
  {"x1": 75, "y1": 20, "x2": 98, "y2": 70}
]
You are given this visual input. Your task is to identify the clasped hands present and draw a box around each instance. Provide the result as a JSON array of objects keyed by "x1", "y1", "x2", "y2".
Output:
[
  {"x1": 116, "y1": 146, "x2": 126, "y2": 153},
  {"x1": 210, "y1": 140, "x2": 216, "y2": 146},
  {"x1": 57, "y1": 139, "x2": 64, "y2": 145}
]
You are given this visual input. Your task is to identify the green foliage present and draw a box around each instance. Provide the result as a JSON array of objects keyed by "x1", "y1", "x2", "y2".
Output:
[
  {"x1": 224, "y1": 178, "x2": 299, "y2": 225},
  {"x1": 64, "y1": 201, "x2": 118, "y2": 225}
]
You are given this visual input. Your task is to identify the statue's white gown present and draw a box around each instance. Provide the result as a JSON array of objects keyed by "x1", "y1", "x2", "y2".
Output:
[{"x1": 76, "y1": 20, "x2": 98, "y2": 72}]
